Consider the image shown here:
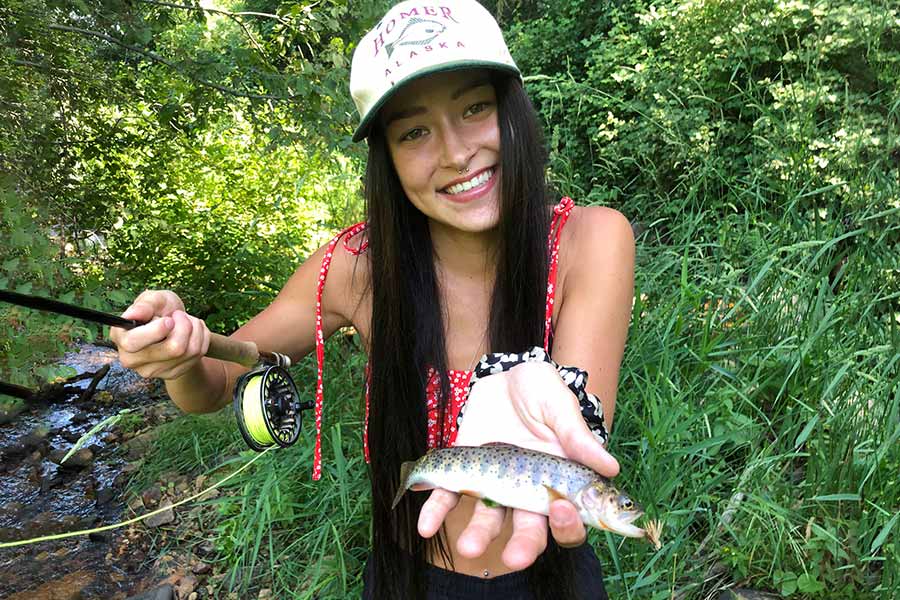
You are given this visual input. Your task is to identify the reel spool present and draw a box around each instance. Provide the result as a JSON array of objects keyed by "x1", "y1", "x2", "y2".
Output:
[{"x1": 233, "y1": 364, "x2": 309, "y2": 451}]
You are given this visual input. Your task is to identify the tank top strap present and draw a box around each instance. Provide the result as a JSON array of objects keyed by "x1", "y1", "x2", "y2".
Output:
[
  {"x1": 544, "y1": 197, "x2": 575, "y2": 351},
  {"x1": 312, "y1": 221, "x2": 367, "y2": 481}
]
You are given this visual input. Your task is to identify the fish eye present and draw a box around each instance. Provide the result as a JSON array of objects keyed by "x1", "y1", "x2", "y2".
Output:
[{"x1": 619, "y1": 495, "x2": 634, "y2": 511}]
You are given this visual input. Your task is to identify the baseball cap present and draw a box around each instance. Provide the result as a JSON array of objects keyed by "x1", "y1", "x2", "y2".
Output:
[{"x1": 349, "y1": 0, "x2": 521, "y2": 142}]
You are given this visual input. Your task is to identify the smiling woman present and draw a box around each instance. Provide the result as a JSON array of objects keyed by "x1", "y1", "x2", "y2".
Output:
[{"x1": 109, "y1": 0, "x2": 634, "y2": 599}]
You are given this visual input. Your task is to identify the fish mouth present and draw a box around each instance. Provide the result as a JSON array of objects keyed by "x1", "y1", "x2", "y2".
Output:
[{"x1": 598, "y1": 509, "x2": 646, "y2": 538}]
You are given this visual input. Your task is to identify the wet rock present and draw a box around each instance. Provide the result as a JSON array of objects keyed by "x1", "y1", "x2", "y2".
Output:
[
  {"x1": 175, "y1": 575, "x2": 198, "y2": 598},
  {"x1": 20, "y1": 426, "x2": 50, "y2": 450},
  {"x1": 141, "y1": 484, "x2": 162, "y2": 508},
  {"x1": 89, "y1": 530, "x2": 111, "y2": 543},
  {"x1": 125, "y1": 430, "x2": 157, "y2": 460},
  {"x1": 196, "y1": 541, "x2": 216, "y2": 557},
  {"x1": 71, "y1": 411, "x2": 90, "y2": 425},
  {"x1": 191, "y1": 561, "x2": 211, "y2": 575},
  {"x1": 39, "y1": 471, "x2": 64, "y2": 493},
  {"x1": 145, "y1": 500, "x2": 175, "y2": 527},
  {"x1": 49, "y1": 447, "x2": 94, "y2": 469},
  {"x1": 61, "y1": 430, "x2": 82, "y2": 443},
  {"x1": 96, "y1": 486, "x2": 117, "y2": 505},
  {"x1": 1, "y1": 500, "x2": 26, "y2": 517},
  {"x1": 26, "y1": 511, "x2": 62, "y2": 536},
  {"x1": 5, "y1": 568, "x2": 94, "y2": 600},
  {"x1": 126, "y1": 584, "x2": 174, "y2": 600},
  {"x1": 127, "y1": 493, "x2": 145, "y2": 512}
]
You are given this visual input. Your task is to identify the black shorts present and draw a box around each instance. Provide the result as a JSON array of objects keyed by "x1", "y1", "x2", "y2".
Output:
[{"x1": 362, "y1": 543, "x2": 608, "y2": 600}]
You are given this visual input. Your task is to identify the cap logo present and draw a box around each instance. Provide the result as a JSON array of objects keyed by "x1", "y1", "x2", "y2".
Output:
[
  {"x1": 372, "y1": 6, "x2": 459, "y2": 58},
  {"x1": 384, "y1": 18, "x2": 446, "y2": 58}
]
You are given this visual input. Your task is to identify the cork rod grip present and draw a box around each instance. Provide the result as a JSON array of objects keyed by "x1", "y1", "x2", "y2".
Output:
[{"x1": 205, "y1": 333, "x2": 260, "y2": 368}]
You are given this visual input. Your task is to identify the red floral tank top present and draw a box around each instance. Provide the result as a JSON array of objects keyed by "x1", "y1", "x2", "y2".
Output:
[{"x1": 310, "y1": 197, "x2": 574, "y2": 480}]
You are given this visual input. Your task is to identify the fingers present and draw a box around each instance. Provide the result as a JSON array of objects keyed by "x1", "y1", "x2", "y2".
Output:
[
  {"x1": 502, "y1": 509, "x2": 548, "y2": 570},
  {"x1": 115, "y1": 302, "x2": 210, "y2": 380},
  {"x1": 113, "y1": 315, "x2": 175, "y2": 354},
  {"x1": 547, "y1": 404, "x2": 619, "y2": 478},
  {"x1": 500, "y1": 501, "x2": 585, "y2": 570},
  {"x1": 456, "y1": 500, "x2": 506, "y2": 559},
  {"x1": 548, "y1": 499, "x2": 586, "y2": 548},
  {"x1": 121, "y1": 290, "x2": 184, "y2": 323},
  {"x1": 418, "y1": 489, "x2": 460, "y2": 538}
]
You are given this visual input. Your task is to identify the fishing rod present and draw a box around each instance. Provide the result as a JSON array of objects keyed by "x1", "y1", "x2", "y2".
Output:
[{"x1": 0, "y1": 289, "x2": 311, "y2": 451}]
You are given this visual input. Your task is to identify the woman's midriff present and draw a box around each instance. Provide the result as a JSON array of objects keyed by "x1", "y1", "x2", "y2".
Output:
[{"x1": 427, "y1": 495, "x2": 518, "y2": 578}]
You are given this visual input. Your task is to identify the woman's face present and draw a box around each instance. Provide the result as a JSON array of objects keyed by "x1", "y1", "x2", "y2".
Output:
[{"x1": 381, "y1": 69, "x2": 501, "y2": 236}]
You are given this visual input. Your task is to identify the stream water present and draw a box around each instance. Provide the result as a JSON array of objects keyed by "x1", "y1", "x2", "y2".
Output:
[{"x1": 0, "y1": 343, "x2": 168, "y2": 599}]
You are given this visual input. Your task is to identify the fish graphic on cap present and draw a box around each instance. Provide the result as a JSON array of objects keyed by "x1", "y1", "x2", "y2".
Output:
[{"x1": 385, "y1": 18, "x2": 447, "y2": 58}]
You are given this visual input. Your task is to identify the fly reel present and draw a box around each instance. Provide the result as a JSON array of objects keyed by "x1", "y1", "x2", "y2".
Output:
[{"x1": 233, "y1": 357, "x2": 312, "y2": 451}]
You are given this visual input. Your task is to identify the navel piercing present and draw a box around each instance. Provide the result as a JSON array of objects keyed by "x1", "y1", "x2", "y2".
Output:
[{"x1": 482, "y1": 569, "x2": 490, "y2": 578}]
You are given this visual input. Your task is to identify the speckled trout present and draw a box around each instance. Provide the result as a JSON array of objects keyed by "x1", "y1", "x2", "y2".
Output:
[{"x1": 392, "y1": 443, "x2": 661, "y2": 548}]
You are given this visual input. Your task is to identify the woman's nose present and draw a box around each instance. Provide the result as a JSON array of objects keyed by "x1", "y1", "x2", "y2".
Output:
[{"x1": 440, "y1": 126, "x2": 475, "y2": 173}]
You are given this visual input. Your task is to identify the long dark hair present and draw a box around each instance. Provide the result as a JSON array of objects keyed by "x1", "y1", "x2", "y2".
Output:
[{"x1": 364, "y1": 73, "x2": 580, "y2": 599}]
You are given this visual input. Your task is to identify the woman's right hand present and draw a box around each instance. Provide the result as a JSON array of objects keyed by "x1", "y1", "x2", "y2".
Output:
[{"x1": 109, "y1": 290, "x2": 211, "y2": 381}]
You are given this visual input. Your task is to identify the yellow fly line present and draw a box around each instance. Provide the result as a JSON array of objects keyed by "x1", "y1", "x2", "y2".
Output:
[
  {"x1": 240, "y1": 374, "x2": 276, "y2": 446},
  {"x1": 0, "y1": 446, "x2": 274, "y2": 549}
]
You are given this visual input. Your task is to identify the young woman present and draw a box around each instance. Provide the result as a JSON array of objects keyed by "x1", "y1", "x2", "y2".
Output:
[{"x1": 111, "y1": 1, "x2": 634, "y2": 598}]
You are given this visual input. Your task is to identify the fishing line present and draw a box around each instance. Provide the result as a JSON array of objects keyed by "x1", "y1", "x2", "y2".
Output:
[{"x1": 0, "y1": 446, "x2": 274, "y2": 549}]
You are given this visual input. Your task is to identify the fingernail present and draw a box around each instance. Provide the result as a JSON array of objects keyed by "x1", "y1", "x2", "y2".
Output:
[{"x1": 164, "y1": 317, "x2": 174, "y2": 328}]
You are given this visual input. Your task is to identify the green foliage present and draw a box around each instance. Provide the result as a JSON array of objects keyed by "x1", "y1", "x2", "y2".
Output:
[{"x1": 0, "y1": 182, "x2": 129, "y2": 390}]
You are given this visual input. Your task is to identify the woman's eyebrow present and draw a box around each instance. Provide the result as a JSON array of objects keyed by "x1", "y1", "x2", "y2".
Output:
[
  {"x1": 384, "y1": 106, "x2": 427, "y2": 128},
  {"x1": 451, "y1": 78, "x2": 491, "y2": 100},
  {"x1": 384, "y1": 78, "x2": 493, "y2": 128}
]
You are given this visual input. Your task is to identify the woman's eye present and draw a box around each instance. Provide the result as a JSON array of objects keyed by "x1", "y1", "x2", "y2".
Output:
[
  {"x1": 400, "y1": 127, "x2": 426, "y2": 142},
  {"x1": 464, "y1": 102, "x2": 490, "y2": 117}
]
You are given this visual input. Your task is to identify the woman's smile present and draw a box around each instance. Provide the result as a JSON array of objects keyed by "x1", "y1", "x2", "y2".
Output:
[{"x1": 439, "y1": 167, "x2": 497, "y2": 203}]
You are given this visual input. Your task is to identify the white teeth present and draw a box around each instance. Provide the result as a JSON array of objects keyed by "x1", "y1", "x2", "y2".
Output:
[{"x1": 444, "y1": 169, "x2": 493, "y2": 195}]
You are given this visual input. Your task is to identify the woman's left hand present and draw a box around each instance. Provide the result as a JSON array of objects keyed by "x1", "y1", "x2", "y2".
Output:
[{"x1": 417, "y1": 360, "x2": 619, "y2": 570}]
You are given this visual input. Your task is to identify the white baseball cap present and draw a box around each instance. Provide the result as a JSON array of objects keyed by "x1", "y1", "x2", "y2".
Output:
[{"x1": 349, "y1": 0, "x2": 521, "y2": 142}]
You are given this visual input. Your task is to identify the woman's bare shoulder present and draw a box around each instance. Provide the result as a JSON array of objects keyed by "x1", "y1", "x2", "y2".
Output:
[
  {"x1": 555, "y1": 205, "x2": 635, "y2": 306},
  {"x1": 563, "y1": 205, "x2": 635, "y2": 265}
]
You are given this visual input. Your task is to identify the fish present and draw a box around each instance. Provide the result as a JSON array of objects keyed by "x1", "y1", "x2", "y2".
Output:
[
  {"x1": 392, "y1": 443, "x2": 662, "y2": 549},
  {"x1": 385, "y1": 18, "x2": 447, "y2": 57}
]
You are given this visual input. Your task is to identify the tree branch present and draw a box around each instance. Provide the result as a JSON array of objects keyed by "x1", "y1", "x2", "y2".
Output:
[
  {"x1": 133, "y1": 0, "x2": 280, "y2": 67},
  {"x1": 45, "y1": 23, "x2": 297, "y2": 102},
  {"x1": 133, "y1": 0, "x2": 290, "y2": 25}
]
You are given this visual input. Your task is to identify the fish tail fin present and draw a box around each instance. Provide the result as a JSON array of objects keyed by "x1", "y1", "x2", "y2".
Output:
[{"x1": 391, "y1": 460, "x2": 417, "y2": 510}]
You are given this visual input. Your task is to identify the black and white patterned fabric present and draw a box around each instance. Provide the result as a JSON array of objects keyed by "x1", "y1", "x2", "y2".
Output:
[{"x1": 458, "y1": 346, "x2": 609, "y2": 446}]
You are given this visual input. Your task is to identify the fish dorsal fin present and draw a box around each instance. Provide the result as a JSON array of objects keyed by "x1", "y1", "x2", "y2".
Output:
[{"x1": 542, "y1": 484, "x2": 567, "y2": 503}]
